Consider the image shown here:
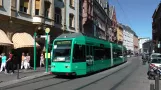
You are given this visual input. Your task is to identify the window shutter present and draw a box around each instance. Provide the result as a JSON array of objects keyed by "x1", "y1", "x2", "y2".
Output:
[
  {"x1": 35, "y1": 0, "x2": 40, "y2": 9},
  {"x1": 0, "y1": 0, "x2": 2, "y2": 6}
]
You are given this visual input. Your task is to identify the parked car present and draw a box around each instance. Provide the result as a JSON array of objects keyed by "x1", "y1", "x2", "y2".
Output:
[
  {"x1": 147, "y1": 57, "x2": 161, "y2": 79},
  {"x1": 150, "y1": 53, "x2": 161, "y2": 60}
]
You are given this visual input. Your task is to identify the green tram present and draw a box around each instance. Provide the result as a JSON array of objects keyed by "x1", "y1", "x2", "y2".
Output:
[{"x1": 50, "y1": 33, "x2": 127, "y2": 76}]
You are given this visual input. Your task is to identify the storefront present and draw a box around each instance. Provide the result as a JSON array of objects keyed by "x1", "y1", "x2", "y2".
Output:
[{"x1": 11, "y1": 32, "x2": 40, "y2": 67}]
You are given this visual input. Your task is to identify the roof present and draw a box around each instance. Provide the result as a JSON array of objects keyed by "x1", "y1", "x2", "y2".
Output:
[
  {"x1": 56, "y1": 33, "x2": 86, "y2": 39},
  {"x1": 151, "y1": 53, "x2": 161, "y2": 56},
  {"x1": 152, "y1": 3, "x2": 161, "y2": 18},
  {"x1": 122, "y1": 24, "x2": 134, "y2": 34},
  {"x1": 56, "y1": 33, "x2": 108, "y2": 42}
]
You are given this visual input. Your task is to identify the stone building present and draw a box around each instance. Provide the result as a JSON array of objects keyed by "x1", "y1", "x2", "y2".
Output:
[{"x1": 79, "y1": 0, "x2": 111, "y2": 40}]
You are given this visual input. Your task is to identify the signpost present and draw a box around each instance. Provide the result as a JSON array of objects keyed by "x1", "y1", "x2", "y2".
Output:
[{"x1": 45, "y1": 28, "x2": 50, "y2": 72}]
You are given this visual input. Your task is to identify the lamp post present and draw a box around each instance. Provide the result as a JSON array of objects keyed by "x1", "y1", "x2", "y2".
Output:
[
  {"x1": 45, "y1": 28, "x2": 50, "y2": 72},
  {"x1": 34, "y1": 32, "x2": 37, "y2": 70}
]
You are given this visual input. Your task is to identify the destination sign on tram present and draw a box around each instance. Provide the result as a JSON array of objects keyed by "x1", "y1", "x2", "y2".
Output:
[{"x1": 55, "y1": 40, "x2": 71, "y2": 45}]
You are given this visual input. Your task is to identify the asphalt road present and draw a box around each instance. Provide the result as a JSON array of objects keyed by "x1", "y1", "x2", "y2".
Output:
[{"x1": 2, "y1": 57, "x2": 160, "y2": 90}]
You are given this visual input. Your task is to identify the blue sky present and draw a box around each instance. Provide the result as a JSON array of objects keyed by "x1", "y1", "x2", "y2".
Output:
[{"x1": 109, "y1": 0, "x2": 160, "y2": 39}]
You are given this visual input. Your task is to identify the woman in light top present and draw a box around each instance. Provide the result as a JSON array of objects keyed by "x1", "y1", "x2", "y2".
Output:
[
  {"x1": 21, "y1": 52, "x2": 25, "y2": 69},
  {"x1": 26, "y1": 53, "x2": 31, "y2": 69},
  {"x1": 40, "y1": 53, "x2": 44, "y2": 67},
  {"x1": 0, "y1": 53, "x2": 7, "y2": 72}
]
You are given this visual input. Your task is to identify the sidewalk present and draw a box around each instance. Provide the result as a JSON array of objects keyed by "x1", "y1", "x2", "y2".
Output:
[{"x1": 0, "y1": 67, "x2": 50, "y2": 88}]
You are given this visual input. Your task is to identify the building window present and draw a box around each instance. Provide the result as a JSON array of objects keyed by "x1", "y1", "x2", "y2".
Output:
[
  {"x1": 69, "y1": 13, "x2": 75, "y2": 28},
  {"x1": 0, "y1": 0, "x2": 3, "y2": 6},
  {"x1": 70, "y1": 0, "x2": 74, "y2": 8},
  {"x1": 35, "y1": 0, "x2": 40, "y2": 15},
  {"x1": 55, "y1": 7, "x2": 62, "y2": 24},
  {"x1": 11, "y1": 0, "x2": 17, "y2": 9},
  {"x1": 45, "y1": 9, "x2": 49, "y2": 18},
  {"x1": 44, "y1": 1, "x2": 50, "y2": 18},
  {"x1": 20, "y1": 0, "x2": 30, "y2": 14}
]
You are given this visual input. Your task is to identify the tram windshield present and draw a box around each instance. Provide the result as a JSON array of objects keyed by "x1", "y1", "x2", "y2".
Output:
[{"x1": 53, "y1": 40, "x2": 72, "y2": 62}]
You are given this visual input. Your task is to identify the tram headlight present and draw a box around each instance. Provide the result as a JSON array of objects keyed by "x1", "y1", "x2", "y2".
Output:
[{"x1": 65, "y1": 66, "x2": 70, "y2": 68}]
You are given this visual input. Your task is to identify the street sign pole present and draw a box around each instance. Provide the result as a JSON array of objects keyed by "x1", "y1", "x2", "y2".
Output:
[
  {"x1": 34, "y1": 32, "x2": 37, "y2": 70},
  {"x1": 45, "y1": 28, "x2": 50, "y2": 72}
]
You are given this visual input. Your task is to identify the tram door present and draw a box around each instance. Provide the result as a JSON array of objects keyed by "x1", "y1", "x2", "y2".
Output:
[{"x1": 86, "y1": 46, "x2": 94, "y2": 73}]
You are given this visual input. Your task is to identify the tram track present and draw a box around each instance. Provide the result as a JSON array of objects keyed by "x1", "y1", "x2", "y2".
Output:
[
  {"x1": 74, "y1": 62, "x2": 131, "y2": 90},
  {"x1": 109, "y1": 62, "x2": 140, "y2": 90},
  {"x1": 33, "y1": 60, "x2": 131, "y2": 90},
  {"x1": 2, "y1": 75, "x2": 75, "y2": 90},
  {"x1": 0, "y1": 75, "x2": 53, "y2": 90},
  {"x1": 74, "y1": 57, "x2": 139, "y2": 90}
]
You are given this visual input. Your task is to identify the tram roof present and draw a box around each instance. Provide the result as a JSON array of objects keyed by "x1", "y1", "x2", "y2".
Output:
[
  {"x1": 55, "y1": 33, "x2": 126, "y2": 49},
  {"x1": 56, "y1": 33, "x2": 84, "y2": 39},
  {"x1": 56, "y1": 33, "x2": 109, "y2": 42}
]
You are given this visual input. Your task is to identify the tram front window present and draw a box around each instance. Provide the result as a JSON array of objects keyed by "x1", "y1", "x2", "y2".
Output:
[
  {"x1": 53, "y1": 47, "x2": 71, "y2": 62},
  {"x1": 53, "y1": 40, "x2": 72, "y2": 62}
]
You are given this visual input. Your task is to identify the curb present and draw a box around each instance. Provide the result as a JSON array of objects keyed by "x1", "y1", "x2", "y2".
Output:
[{"x1": 0, "y1": 72, "x2": 50, "y2": 89}]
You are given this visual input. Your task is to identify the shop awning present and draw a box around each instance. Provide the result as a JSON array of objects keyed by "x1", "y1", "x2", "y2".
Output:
[
  {"x1": 0, "y1": 30, "x2": 12, "y2": 46},
  {"x1": 12, "y1": 32, "x2": 40, "y2": 49}
]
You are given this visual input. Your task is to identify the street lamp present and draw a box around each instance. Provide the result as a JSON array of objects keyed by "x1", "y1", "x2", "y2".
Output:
[{"x1": 45, "y1": 28, "x2": 50, "y2": 72}]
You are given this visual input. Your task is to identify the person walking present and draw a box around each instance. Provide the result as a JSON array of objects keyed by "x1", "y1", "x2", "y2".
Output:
[
  {"x1": 40, "y1": 53, "x2": 44, "y2": 67},
  {"x1": 26, "y1": 53, "x2": 31, "y2": 69},
  {"x1": 21, "y1": 52, "x2": 25, "y2": 69},
  {"x1": 6, "y1": 51, "x2": 14, "y2": 74},
  {"x1": 0, "y1": 53, "x2": 7, "y2": 73}
]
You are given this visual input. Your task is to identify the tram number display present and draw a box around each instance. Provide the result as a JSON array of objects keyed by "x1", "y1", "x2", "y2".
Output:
[{"x1": 55, "y1": 40, "x2": 71, "y2": 45}]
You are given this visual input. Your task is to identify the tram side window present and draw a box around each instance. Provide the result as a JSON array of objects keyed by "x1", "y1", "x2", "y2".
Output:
[
  {"x1": 94, "y1": 47, "x2": 105, "y2": 60},
  {"x1": 105, "y1": 48, "x2": 111, "y2": 59},
  {"x1": 117, "y1": 50, "x2": 122, "y2": 57},
  {"x1": 73, "y1": 44, "x2": 85, "y2": 62},
  {"x1": 113, "y1": 49, "x2": 118, "y2": 58}
]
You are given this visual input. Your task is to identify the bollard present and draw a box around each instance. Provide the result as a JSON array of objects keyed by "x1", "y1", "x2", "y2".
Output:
[
  {"x1": 17, "y1": 64, "x2": 19, "y2": 79},
  {"x1": 155, "y1": 74, "x2": 159, "y2": 90},
  {"x1": 150, "y1": 83, "x2": 154, "y2": 90}
]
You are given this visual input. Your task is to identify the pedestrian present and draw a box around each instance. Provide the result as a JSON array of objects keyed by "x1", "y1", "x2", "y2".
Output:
[
  {"x1": 40, "y1": 53, "x2": 44, "y2": 67},
  {"x1": 0, "y1": 53, "x2": 7, "y2": 73},
  {"x1": 26, "y1": 53, "x2": 31, "y2": 69},
  {"x1": 21, "y1": 52, "x2": 25, "y2": 69},
  {"x1": 6, "y1": 51, "x2": 14, "y2": 74}
]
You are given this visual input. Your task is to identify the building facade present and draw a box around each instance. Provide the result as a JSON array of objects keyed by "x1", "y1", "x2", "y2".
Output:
[
  {"x1": 0, "y1": 0, "x2": 81, "y2": 67},
  {"x1": 122, "y1": 25, "x2": 134, "y2": 52},
  {"x1": 152, "y1": 2, "x2": 161, "y2": 53},
  {"x1": 142, "y1": 40, "x2": 153, "y2": 54},
  {"x1": 64, "y1": 0, "x2": 79, "y2": 32},
  {"x1": 109, "y1": 6, "x2": 117, "y2": 42},
  {"x1": 133, "y1": 34, "x2": 139, "y2": 54},
  {"x1": 79, "y1": 0, "x2": 110, "y2": 40},
  {"x1": 117, "y1": 24, "x2": 123, "y2": 44},
  {"x1": 139, "y1": 38, "x2": 150, "y2": 53}
]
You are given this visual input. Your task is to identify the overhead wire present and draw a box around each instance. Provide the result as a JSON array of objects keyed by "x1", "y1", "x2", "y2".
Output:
[{"x1": 115, "y1": 0, "x2": 133, "y2": 29}]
